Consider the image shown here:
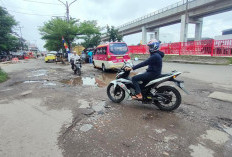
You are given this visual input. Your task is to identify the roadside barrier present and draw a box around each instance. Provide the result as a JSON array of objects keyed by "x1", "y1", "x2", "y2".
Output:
[
  {"x1": 128, "y1": 39, "x2": 232, "y2": 56},
  {"x1": 11, "y1": 58, "x2": 19, "y2": 63}
]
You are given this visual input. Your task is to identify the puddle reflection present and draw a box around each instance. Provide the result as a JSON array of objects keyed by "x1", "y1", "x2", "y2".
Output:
[{"x1": 60, "y1": 73, "x2": 116, "y2": 87}]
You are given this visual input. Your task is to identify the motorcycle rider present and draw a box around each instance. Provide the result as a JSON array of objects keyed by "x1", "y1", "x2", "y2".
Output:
[
  {"x1": 70, "y1": 51, "x2": 81, "y2": 70},
  {"x1": 125, "y1": 39, "x2": 164, "y2": 100}
]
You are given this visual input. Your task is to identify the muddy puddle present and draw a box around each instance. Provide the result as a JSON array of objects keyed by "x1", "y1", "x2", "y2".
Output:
[
  {"x1": 8, "y1": 80, "x2": 56, "y2": 87},
  {"x1": 60, "y1": 72, "x2": 137, "y2": 87},
  {"x1": 60, "y1": 73, "x2": 116, "y2": 87}
]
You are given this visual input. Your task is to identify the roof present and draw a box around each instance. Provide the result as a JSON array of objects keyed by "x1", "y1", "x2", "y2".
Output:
[
  {"x1": 222, "y1": 28, "x2": 232, "y2": 32},
  {"x1": 97, "y1": 42, "x2": 126, "y2": 48}
]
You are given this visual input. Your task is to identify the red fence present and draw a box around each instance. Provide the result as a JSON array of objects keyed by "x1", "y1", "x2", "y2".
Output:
[{"x1": 128, "y1": 39, "x2": 232, "y2": 56}]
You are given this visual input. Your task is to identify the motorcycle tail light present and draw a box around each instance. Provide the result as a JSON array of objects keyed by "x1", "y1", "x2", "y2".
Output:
[{"x1": 173, "y1": 75, "x2": 176, "y2": 79}]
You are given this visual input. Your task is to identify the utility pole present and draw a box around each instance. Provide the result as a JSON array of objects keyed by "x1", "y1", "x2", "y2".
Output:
[
  {"x1": 58, "y1": 0, "x2": 77, "y2": 22},
  {"x1": 184, "y1": 0, "x2": 189, "y2": 42},
  {"x1": 18, "y1": 26, "x2": 23, "y2": 51},
  {"x1": 58, "y1": 0, "x2": 78, "y2": 55}
]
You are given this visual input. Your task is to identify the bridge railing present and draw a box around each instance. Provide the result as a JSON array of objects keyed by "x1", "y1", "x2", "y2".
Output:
[
  {"x1": 117, "y1": 0, "x2": 196, "y2": 29},
  {"x1": 128, "y1": 39, "x2": 232, "y2": 56}
]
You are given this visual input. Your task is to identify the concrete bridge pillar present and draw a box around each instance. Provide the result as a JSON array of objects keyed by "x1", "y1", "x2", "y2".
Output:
[
  {"x1": 194, "y1": 18, "x2": 203, "y2": 41},
  {"x1": 180, "y1": 14, "x2": 189, "y2": 42},
  {"x1": 142, "y1": 26, "x2": 147, "y2": 45},
  {"x1": 154, "y1": 28, "x2": 160, "y2": 40}
]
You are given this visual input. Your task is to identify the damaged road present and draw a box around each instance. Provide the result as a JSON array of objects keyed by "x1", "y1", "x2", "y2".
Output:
[{"x1": 0, "y1": 59, "x2": 232, "y2": 157}]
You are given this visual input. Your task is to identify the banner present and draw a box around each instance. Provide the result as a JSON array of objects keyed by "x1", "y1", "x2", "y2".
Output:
[{"x1": 62, "y1": 36, "x2": 70, "y2": 53}]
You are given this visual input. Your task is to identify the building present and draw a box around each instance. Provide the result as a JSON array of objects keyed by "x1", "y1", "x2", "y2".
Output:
[{"x1": 215, "y1": 28, "x2": 232, "y2": 40}]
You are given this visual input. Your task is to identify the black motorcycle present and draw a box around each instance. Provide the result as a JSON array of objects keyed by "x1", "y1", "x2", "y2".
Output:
[
  {"x1": 107, "y1": 61, "x2": 189, "y2": 111},
  {"x1": 70, "y1": 58, "x2": 81, "y2": 75}
]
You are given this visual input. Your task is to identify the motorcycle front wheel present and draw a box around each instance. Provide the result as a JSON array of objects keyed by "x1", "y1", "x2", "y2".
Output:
[
  {"x1": 107, "y1": 83, "x2": 125, "y2": 103},
  {"x1": 77, "y1": 68, "x2": 81, "y2": 75},
  {"x1": 155, "y1": 86, "x2": 181, "y2": 111}
]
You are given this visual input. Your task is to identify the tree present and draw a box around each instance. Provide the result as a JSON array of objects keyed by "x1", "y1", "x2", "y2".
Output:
[
  {"x1": 79, "y1": 20, "x2": 101, "y2": 48},
  {"x1": 106, "y1": 25, "x2": 123, "y2": 42},
  {"x1": 0, "y1": 6, "x2": 18, "y2": 52},
  {"x1": 39, "y1": 18, "x2": 79, "y2": 51}
]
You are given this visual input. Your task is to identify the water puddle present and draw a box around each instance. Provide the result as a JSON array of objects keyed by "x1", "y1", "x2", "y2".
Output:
[
  {"x1": 60, "y1": 72, "x2": 137, "y2": 87},
  {"x1": 60, "y1": 73, "x2": 116, "y2": 87},
  {"x1": 23, "y1": 80, "x2": 56, "y2": 86},
  {"x1": 29, "y1": 69, "x2": 47, "y2": 77},
  {"x1": 24, "y1": 80, "x2": 44, "y2": 83}
]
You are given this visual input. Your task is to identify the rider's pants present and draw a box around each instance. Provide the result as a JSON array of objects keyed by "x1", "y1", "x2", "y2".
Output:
[{"x1": 132, "y1": 72, "x2": 159, "y2": 95}]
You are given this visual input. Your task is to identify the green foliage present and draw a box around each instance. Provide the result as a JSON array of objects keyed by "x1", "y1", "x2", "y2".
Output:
[
  {"x1": 228, "y1": 57, "x2": 232, "y2": 64},
  {"x1": 0, "y1": 6, "x2": 18, "y2": 52},
  {"x1": 106, "y1": 25, "x2": 123, "y2": 42},
  {"x1": 39, "y1": 18, "x2": 79, "y2": 51},
  {"x1": 79, "y1": 20, "x2": 101, "y2": 48},
  {"x1": 0, "y1": 68, "x2": 8, "y2": 83},
  {"x1": 39, "y1": 18, "x2": 102, "y2": 51}
]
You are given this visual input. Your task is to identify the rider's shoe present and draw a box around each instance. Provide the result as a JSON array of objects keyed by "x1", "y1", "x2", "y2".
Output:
[{"x1": 132, "y1": 93, "x2": 143, "y2": 100}]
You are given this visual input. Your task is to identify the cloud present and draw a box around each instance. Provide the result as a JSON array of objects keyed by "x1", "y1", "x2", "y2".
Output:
[{"x1": 3, "y1": 0, "x2": 232, "y2": 50}]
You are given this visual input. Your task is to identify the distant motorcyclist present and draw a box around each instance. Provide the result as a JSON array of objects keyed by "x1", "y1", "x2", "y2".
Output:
[
  {"x1": 125, "y1": 39, "x2": 164, "y2": 100},
  {"x1": 70, "y1": 51, "x2": 81, "y2": 70}
]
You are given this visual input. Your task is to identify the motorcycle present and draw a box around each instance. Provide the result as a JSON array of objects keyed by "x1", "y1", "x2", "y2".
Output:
[
  {"x1": 107, "y1": 61, "x2": 189, "y2": 111},
  {"x1": 70, "y1": 58, "x2": 81, "y2": 75}
]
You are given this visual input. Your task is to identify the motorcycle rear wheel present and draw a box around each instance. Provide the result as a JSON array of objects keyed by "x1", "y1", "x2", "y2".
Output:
[
  {"x1": 107, "y1": 83, "x2": 125, "y2": 103},
  {"x1": 155, "y1": 86, "x2": 181, "y2": 111}
]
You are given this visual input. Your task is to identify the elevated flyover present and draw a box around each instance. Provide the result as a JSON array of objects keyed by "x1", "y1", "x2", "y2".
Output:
[{"x1": 101, "y1": 0, "x2": 232, "y2": 43}]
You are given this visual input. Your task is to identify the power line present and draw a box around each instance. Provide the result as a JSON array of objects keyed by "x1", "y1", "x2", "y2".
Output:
[
  {"x1": 7, "y1": 9, "x2": 65, "y2": 17},
  {"x1": 23, "y1": 0, "x2": 62, "y2": 5},
  {"x1": 1, "y1": 0, "x2": 64, "y2": 16},
  {"x1": 2, "y1": 5, "x2": 64, "y2": 15}
]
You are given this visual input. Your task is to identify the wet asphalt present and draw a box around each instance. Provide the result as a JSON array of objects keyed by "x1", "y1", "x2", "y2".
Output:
[{"x1": 0, "y1": 58, "x2": 232, "y2": 157}]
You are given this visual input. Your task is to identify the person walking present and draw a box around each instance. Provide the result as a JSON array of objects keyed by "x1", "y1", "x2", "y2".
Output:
[{"x1": 88, "y1": 50, "x2": 93, "y2": 63}]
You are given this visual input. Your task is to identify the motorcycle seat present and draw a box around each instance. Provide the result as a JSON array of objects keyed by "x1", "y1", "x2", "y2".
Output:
[{"x1": 157, "y1": 73, "x2": 172, "y2": 78}]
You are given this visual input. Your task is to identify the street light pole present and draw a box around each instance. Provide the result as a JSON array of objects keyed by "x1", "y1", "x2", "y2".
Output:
[{"x1": 58, "y1": 0, "x2": 77, "y2": 22}]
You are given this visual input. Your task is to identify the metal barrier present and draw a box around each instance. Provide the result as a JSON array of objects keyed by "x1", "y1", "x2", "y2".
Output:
[
  {"x1": 128, "y1": 39, "x2": 232, "y2": 56},
  {"x1": 128, "y1": 45, "x2": 148, "y2": 54}
]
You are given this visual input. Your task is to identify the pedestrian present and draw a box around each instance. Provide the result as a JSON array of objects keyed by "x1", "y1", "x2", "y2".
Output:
[{"x1": 88, "y1": 50, "x2": 93, "y2": 63}]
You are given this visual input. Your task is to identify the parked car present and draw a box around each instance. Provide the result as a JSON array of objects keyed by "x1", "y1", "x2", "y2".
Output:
[
  {"x1": 93, "y1": 42, "x2": 131, "y2": 71},
  {"x1": 45, "y1": 51, "x2": 57, "y2": 63},
  {"x1": 0, "y1": 52, "x2": 12, "y2": 62}
]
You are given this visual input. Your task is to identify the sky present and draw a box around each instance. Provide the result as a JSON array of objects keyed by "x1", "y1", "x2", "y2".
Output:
[{"x1": 1, "y1": 0, "x2": 232, "y2": 51}]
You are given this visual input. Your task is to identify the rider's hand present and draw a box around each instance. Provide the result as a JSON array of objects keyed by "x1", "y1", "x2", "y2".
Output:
[{"x1": 125, "y1": 67, "x2": 132, "y2": 71}]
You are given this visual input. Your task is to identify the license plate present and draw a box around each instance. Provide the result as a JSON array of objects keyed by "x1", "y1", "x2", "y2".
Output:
[{"x1": 116, "y1": 57, "x2": 123, "y2": 59}]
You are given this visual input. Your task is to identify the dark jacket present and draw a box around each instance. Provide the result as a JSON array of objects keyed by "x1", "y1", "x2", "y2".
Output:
[{"x1": 132, "y1": 50, "x2": 164, "y2": 74}]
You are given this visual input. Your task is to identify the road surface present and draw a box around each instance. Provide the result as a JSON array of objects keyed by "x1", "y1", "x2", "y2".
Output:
[{"x1": 0, "y1": 59, "x2": 231, "y2": 157}]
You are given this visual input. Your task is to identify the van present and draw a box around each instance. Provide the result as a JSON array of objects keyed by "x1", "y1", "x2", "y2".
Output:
[{"x1": 93, "y1": 42, "x2": 131, "y2": 71}]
